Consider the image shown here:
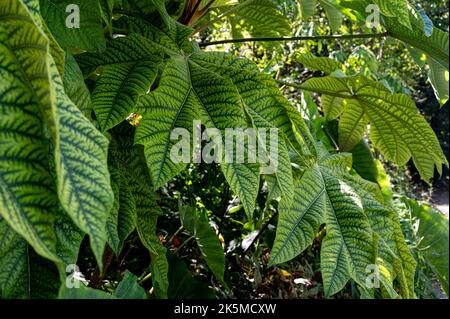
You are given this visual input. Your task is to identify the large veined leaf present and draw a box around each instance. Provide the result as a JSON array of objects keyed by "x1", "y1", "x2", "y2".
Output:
[
  {"x1": 106, "y1": 141, "x2": 137, "y2": 255},
  {"x1": 76, "y1": 34, "x2": 165, "y2": 131},
  {"x1": 40, "y1": 0, "x2": 106, "y2": 52},
  {"x1": 269, "y1": 165, "x2": 326, "y2": 265},
  {"x1": 63, "y1": 52, "x2": 92, "y2": 117},
  {"x1": 136, "y1": 54, "x2": 261, "y2": 219},
  {"x1": 0, "y1": 218, "x2": 58, "y2": 299},
  {"x1": 131, "y1": 146, "x2": 169, "y2": 299},
  {"x1": 374, "y1": 0, "x2": 411, "y2": 29},
  {"x1": 384, "y1": 13, "x2": 449, "y2": 71},
  {"x1": 112, "y1": 16, "x2": 184, "y2": 55},
  {"x1": 346, "y1": 176, "x2": 416, "y2": 299},
  {"x1": 1, "y1": 0, "x2": 113, "y2": 268},
  {"x1": 0, "y1": 214, "x2": 83, "y2": 299},
  {"x1": 302, "y1": 73, "x2": 448, "y2": 182},
  {"x1": 350, "y1": 139, "x2": 378, "y2": 183},
  {"x1": 270, "y1": 150, "x2": 416, "y2": 298},
  {"x1": 50, "y1": 61, "x2": 114, "y2": 267},
  {"x1": 270, "y1": 153, "x2": 374, "y2": 297},
  {"x1": 0, "y1": 0, "x2": 60, "y2": 264},
  {"x1": 180, "y1": 206, "x2": 226, "y2": 283},
  {"x1": 299, "y1": 53, "x2": 343, "y2": 75},
  {"x1": 190, "y1": 52, "x2": 308, "y2": 204},
  {"x1": 135, "y1": 57, "x2": 199, "y2": 189}
]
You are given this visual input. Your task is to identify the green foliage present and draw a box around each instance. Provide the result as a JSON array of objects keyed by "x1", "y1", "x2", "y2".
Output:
[
  {"x1": 180, "y1": 205, "x2": 226, "y2": 283},
  {"x1": 301, "y1": 65, "x2": 447, "y2": 182},
  {"x1": 0, "y1": 0, "x2": 447, "y2": 299},
  {"x1": 401, "y1": 197, "x2": 449, "y2": 297}
]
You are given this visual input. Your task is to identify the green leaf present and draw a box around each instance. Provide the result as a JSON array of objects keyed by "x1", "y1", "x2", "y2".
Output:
[
  {"x1": 59, "y1": 280, "x2": 116, "y2": 299},
  {"x1": 50, "y1": 60, "x2": 114, "y2": 268},
  {"x1": 40, "y1": 0, "x2": 106, "y2": 52},
  {"x1": 112, "y1": 16, "x2": 182, "y2": 55},
  {"x1": 106, "y1": 141, "x2": 137, "y2": 255},
  {"x1": 270, "y1": 150, "x2": 418, "y2": 297},
  {"x1": 114, "y1": 270, "x2": 148, "y2": 299},
  {"x1": 0, "y1": 0, "x2": 60, "y2": 264},
  {"x1": 234, "y1": 0, "x2": 291, "y2": 38},
  {"x1": 0, "y1": 217, "x2": 60, "y2": 299},
  {"x1": 190, "y1": 52, "x2": 304, "y2": 202},
  {"x1": 180, "y1": 206, "x2": 226, "y2": 283},
  {"x1": 299, "y1": 53, "x2": 343, "y2": 75},
  {"x1": 269, "y1": 165, "x2": 326, "y2": 265},
  {"x1": 298, "y1": 0, "x2": 317, "y2": 20},
  {"x1": 131, "y1": 146, "x2": 169, "y2": 299},
  {"x1": 320, "y1": 0, "x2": 343, "y2": 32},
  {"x1": 76, "y1": 34, "x2": 165, "y2": 131},
  {"x1": 99, "y1": 0, "x2": 115, "y2": 34},
  {"x1": 136, "y1": 54, "x2": 261, "y2": 219},
  {"x1": 303, "y1": 74, "x2": 448, "y2": 182},
  {"x1": 427, "y1": 56, "x2": 449, "y2": 106},
  {"x1": 63, "y1": 52, "x2": 92, "y2": 117},
  {"x1": 402, "y1": 198, "x2": 449, "y2": 297},
  {"x1": 338, "y1": 100, "x2": 368, "y2": 151},
  {"x1": 87, "y1": 34, "x2": 164, "y2": 131},
  {"x1": 338, "y1": 0, "x2": 448, "y2": 70},
  {"x1": 135, "y1": 58, "x2": 198, "y2": 188},
  {"x1": 350, "y1": 139, "x2": 378, "y2": 183},
  {"x1": 167, "y1": 252, "x2": 216, "y2": 299},
  {"x1": 374, "y1": 0, "x2": 411, "y2": 29}
]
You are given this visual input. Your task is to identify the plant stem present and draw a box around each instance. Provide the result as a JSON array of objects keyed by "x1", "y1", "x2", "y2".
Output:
[
  {"x1": 138, "y1": 272, "x2": 152, "y2": 284},
  {"x1": 173, "y1": 235, "x2": 195, "y2": 255},
  {"x1": 167, "y1": 226, "x2": 184, "y2": 245},
  {"x1": 199, "y1": 32, "x2": 390, "y2": 47}
]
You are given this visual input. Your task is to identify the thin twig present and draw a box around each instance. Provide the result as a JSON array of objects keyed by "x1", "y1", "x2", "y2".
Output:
[{"x1": 199, "y1": 32, "x2": 390, "y2": 47}]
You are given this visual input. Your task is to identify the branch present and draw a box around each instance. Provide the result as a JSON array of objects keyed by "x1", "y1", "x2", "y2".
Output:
[{"x1": 199, "y1": 32, "x2": 390, "y2": 47}]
